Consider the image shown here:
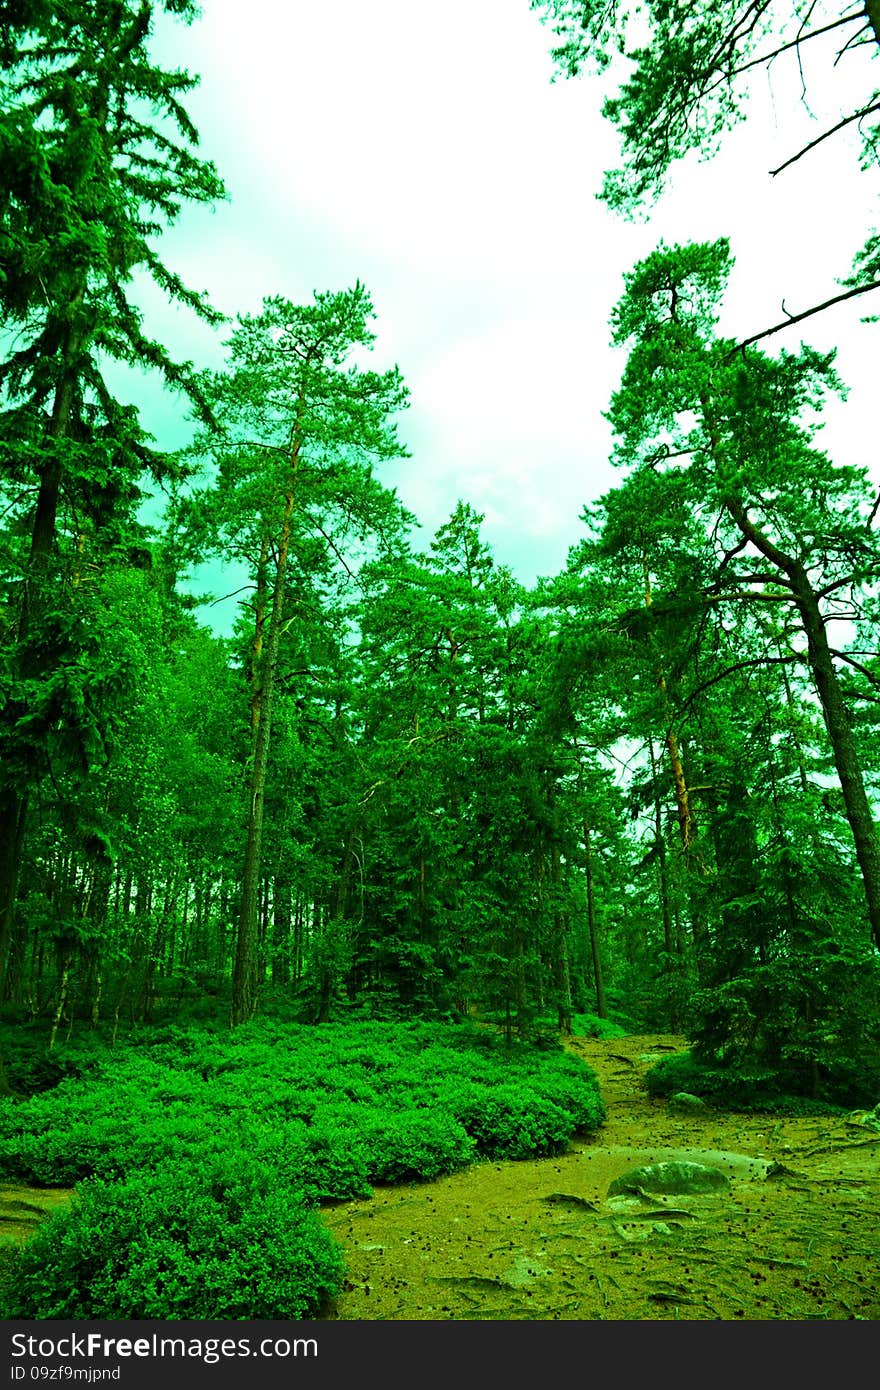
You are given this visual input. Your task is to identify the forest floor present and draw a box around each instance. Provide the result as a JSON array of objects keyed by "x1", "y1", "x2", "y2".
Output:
[
  {"x1": 321, "y1": 1032, "x2": 880, "y2": 1321},
  {"x1": 1, "y1": 1032, "x2": 878, "y2": 1320}
]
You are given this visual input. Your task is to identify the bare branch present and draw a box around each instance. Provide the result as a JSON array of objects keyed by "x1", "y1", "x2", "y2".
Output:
[
  {"x1": 706, "y1": 11, "x2": 863, "y2": 91},
  {"x1": 714, "y1": 535, "x2": 749, "y2": 575},
  {"x1": 208, "y1": 584, "x2": 256, "y2": 606},
  {"x1": 714, "y1": 570, "x2": 796, "y2": 589},
  {"x1": 678, "y1": 654, "x2": 801, "y2": 719},
  {"x1": 310, "y1": 517, "x2": 357, "y2": 581},
  {"x1": 835, "y1": 21, "x2": 872, "y2": 64},
  {"x1": 769, "y1": 99, "x2": 880, "y2": 176},
  {"x1": 816, "y1": 567, "x2": 880, "y2": 599},
  {"x1": 731, "y1": 278, "x2": 880, "y2": 352}
]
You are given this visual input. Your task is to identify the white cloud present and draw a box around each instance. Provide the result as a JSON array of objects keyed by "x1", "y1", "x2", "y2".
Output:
[{"x1": 143, "y1": 0, "x2": 878, "y2": 614}]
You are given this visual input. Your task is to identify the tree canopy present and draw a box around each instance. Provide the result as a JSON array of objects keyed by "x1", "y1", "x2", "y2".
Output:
[{"x1": 0, "y1": 1, "x2": 877, "y2": 1121}]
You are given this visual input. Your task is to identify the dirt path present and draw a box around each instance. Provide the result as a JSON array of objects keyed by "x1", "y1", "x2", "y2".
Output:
[{"x1": 321, "y1": 1033, "x2": 880, "y2": 1320}]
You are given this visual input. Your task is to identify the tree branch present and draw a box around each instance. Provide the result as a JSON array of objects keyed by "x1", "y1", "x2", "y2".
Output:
[
  {"x1": 678, "y1": 655, "x2": 801, "y2": 719},
  {"x1": 731, "y1": 278, "x2": 880, "y2": 352},
  {"x1": 208, "y1": 584, "x2": 256, "y2": 606},
  {"x1": 829, "y1": 649, "x2": 880, "y2": 686},
  {"x1": 816, "y1": 567, "x2": 880, "y2": 599},
  {"x1": 769, "y1": 99, "x2": 880, "y2": 176},
  {"x1": 835, "y1": 21, "x2": 872, "y2": 64},
  {"x1": 703, "y1": 10, "x2": 863, "y2": 97}
]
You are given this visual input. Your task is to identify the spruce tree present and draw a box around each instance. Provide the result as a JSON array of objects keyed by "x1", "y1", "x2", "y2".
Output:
[{"x1": 0, "y1": 0, "x2": 226, "y2": 996}]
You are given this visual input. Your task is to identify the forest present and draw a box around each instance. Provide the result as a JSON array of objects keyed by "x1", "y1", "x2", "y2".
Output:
[{"x1": 0, "y1": 0, "x2": 879, "y2": 1325}]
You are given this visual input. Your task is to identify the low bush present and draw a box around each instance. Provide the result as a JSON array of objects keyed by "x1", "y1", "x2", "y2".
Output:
[
  {"x1": 356, "y1": 1111, "x2": 475, "y2": 1184},
  {"x1": 0, "y1": 1020, "x2": 605, "y2": 1191},
  {"x1": 0, "y1": 1157, "x2": 344, "y2": 1320},
  {"x1": 0, "y1": 1019, "x2": 607, "y2": 1319},
  {"x1": 645, "y1": 1051, "x2": 848, "y2": 1115},
  {"x1": 449, "y1": 1082, "x2": 578, "y2": 1159},
  {"x1": 571, "y1": 1012, "x2": 628, "y2": 1041}
]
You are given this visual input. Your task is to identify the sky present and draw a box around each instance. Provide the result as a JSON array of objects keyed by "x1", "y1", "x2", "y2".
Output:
[{"x1": 131, "y1": 0, "x2": 879, "y2": 633}]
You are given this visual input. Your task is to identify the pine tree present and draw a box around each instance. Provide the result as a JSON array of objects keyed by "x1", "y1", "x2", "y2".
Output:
[
  {"x1": 0, "y1": 0, "x2": 226, "y2": 996},
  {"x1": 191, "y1": 283, "x2": 411, "y2": 1025}
]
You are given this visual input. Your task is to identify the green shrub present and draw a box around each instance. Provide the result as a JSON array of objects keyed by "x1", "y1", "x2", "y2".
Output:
[
  {"x1": 571, "y1": 1012, "x2": 627, "y2": 1041},
  {"x1": 252, "y1": 1120, "x2": 374, "y2": 1203},
  {"x1": 530, "y1": 1071, "x2": 606, "y2": 1132},
  {"x1": 357, "y1": 1111, "x2": 475, "y2": 1183},
  {"x1": 0, "y1": 1022, "x2": 109, "y2": 1096},
  {"x1": 645, "y1": 1051, "x2": 847, "y2": 1115},
  {"x1": 0, "y1": 1019, "x2": 606, "y2": 1196},
  {"x1": 0, "y1": 1157, "x2": 344, "y2": 1320}
]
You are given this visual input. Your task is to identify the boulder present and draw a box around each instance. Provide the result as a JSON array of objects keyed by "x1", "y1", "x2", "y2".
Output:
[
  {"x1": 668, "y1": 1091, "x2": 708, "y2": 1115},
  {"x1": 608, "y1": 1160, "x2": 730, "y2": 1197}
]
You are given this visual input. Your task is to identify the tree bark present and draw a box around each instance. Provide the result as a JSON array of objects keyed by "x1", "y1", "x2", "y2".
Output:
[
  {"x1": 0, "y1": 294, "x2": 84, "y2": 991},
  {"x1": 232, "y1": 479, "x2": 299, "y2": 1025},
  {"x1": 583, "y1": 820, "x2": 607, "y2": 1018},
  {"x1": 725, "y1": 497, "x2": 880, "y2": 950}
]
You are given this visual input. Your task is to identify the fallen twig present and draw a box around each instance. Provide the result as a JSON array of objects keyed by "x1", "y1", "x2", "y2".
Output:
[{"x1": 804, "y1": 1136, "x2": 880, "y2": 1156}]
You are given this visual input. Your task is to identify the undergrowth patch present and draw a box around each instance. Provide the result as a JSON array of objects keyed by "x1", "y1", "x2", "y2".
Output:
[
  {"x1": 645, "y1": 1050, "x2": 853, "y2": 1114},
  {"x1": 0, "y1": 1018, "x2": 604, "y2": 1318}
]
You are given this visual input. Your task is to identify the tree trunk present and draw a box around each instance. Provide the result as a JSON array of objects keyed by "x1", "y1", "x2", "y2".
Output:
[
  {"x1": 550, "y1": 842, "x2": 573, "y2": 1032},
  {"x1": 272, "y1": 873, "x2": 292, "y2": 985},
  {"x1": 232, "y1": 476, "x2": 299, "y2": 1025},
  {"x1": 794, "y1": 572, "x2": 880, "y2": 951},
  {"x1": 583, "y1": 820, "x2": 607, "y2": 1018},
  {"x1": 250, "y1": 532, "x2": 270, "y2": 737},
  {"x1": 0, "y1": 298, "x2": 85, "y2": 976},
  {"x1": 48, "y1": 954, "x2": 72, "y2": 1052},
  {"x1": 725, "y1": 497, "x2": 880, "y2": 951}
]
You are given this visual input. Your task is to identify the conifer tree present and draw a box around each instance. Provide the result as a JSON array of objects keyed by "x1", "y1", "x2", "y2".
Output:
[
  {"x1": 191, "y1": 284, "x2": 410, "y2": 1025},
  {"x1": 0, "y1": 0, "x2": 226, "y2": 994}
]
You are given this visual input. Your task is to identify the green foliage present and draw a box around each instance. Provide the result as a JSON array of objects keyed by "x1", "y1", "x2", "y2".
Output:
[
  {"x1": 645, "y1": 1050, "x2": 860, "y2": 1115},
  {"x1": 0, "y1": 1157, "x2": 343, "y2": 1320},
  {"x1": 530, "y1": 1, "x2": 879, "y2": 224},
  {"x1": 570, "y1": 1011, "x2": 627, "y2": 1040},
  {"x1": 0, "y1": 1020, "x2": 604, "y2": 1191},
  {"x1": 450, "y1": 1083, "x2": 577, "y2": 1159},
  {"x1": 0, "y1": 1019, "x2": 604, "y2": 1318},
  {"x1": 688, "y1": 942, "x2": 880, "y2": 1108},
  {"x1": 354, "y1": 1110, "x2": 475, "y2": 1184},
  {"x1": 0, "y1": 1020, "x2": 107, "y2": 1095}
]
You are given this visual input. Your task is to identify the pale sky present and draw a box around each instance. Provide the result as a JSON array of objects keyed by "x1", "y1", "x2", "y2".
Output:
[{"x1": 133, "y1": 0, "x2": 879, "y2": 631}]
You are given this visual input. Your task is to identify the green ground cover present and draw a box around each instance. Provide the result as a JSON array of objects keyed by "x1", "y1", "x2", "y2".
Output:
[{"x1": 0, "y1": 1019, "x2": 604, "y2": 1318}]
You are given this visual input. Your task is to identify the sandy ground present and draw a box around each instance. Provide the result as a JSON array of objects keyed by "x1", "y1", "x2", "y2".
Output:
[{"x1": 320, "y1": 1034, "x2": 880, "y2": 1321}]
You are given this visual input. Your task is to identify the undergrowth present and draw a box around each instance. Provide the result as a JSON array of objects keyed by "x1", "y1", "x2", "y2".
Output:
[
  {"x1": 644, "y1": 1051, "x2": 857, "y2": 1115},
  {"x1": 0, "y1": 1018, "x2": 604, "y2": 1319}
]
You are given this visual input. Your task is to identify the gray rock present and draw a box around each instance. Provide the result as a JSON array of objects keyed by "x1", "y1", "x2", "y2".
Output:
[
  {"x1": 668, "y1": 1091, "x2": 708, "y2": 1115},
  {"x1": 608, "y1": 1160, "x2": 730, "y2": 1196}
]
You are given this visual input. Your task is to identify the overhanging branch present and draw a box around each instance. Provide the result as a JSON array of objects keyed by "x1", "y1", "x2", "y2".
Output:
[
  {"x1": 731, "y1": 278, "x2": 880, "y2": 352},
  {"x1": 769, "y1": 99, "x2": 880, "y2": 175},
  {"x1": 677, "y1": 654, "x2": 801, "y2": 719}
]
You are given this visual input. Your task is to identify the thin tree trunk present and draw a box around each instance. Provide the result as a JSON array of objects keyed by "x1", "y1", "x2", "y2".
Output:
[
  {"x1": 648, "y1": 734, "x2": 675, "y2": 957},
  {"x1": 250, "y1": 532, "x2": 270, "y2": 737},
  {"x1": 643, "y1": 565, "x2": 706, "y2": 963},
  {"x1": 550, "y1": 842, "x2": 573, "y2": 1032},
  {"x1": 232, "y1": 470, "x2": 300, "y2": 1025},
  {"x1": 48, "y1": 954, "x2": 72, "y2": 1052},
  {"x1": 583, "y1": 820, "x2": 607, "y2": 1019}
]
